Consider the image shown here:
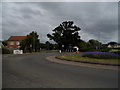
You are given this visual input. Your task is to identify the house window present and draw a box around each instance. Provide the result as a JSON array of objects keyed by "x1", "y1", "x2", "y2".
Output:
[
  {"x1": 16, "y1": 41, "x2": 20, "y2": 45},
  {"x1": 10, "y1": 42, "x2": 14, "y2": 45}
]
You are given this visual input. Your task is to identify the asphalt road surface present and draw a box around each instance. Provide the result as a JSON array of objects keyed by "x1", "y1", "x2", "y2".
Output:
[{"x1": 2, "y1": 51, "x2": 118, "y2": 88}]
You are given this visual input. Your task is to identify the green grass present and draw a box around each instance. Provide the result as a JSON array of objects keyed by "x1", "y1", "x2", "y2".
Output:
[
  {"x1": 109, "y1": 49, "x2": 120, "y2": 52},
  {"x1": 62, "y1": 55, "x2": 119, "y2": 64}
]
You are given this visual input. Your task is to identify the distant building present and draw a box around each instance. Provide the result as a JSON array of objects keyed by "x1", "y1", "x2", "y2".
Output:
[
  {"x1": 114, "y1": 44, "x2": 120, "y2": 48},
  {"x1": 107, "y1": 44, "x2": 120, "y2": 48},
  {"x1": 101, "y1": 44, "x2": 108, "y2": 48},
  {"x1": 7, "y1": 36, "x2": 27, "y2": 48}
]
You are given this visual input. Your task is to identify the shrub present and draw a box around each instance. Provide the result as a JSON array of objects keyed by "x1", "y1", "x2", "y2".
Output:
[
  {"x1": 99, "y1": 48, "x2": 111, "y2": 52},
  {"x1": 2, "y1": 47, "x2": 11, "y2": 54},
  {"x1": 79, "y1": 47, "x2": 110, "y2": 52},
  {"x1": 79, "y1": 48, "x2": 96, "y2": 52},
  {"x1": 109, "y1": 49, "x2": 120, "y2": 54},
  {"x1": 111, "y1": 51, "x2": 120, "y2": 54}
]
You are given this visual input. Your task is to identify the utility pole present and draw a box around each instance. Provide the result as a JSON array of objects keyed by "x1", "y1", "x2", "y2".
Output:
[
  {"x1": 33, "y1": 32, "x2": 35, "y2": 52},
  {"x1": 99, "y1": 31, "x2": 101, "y2": 50}
]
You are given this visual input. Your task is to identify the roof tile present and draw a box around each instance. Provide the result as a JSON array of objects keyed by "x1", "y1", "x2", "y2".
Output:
[{"x1": 8, "y1": 36, "x2": 27, "y2": 41}]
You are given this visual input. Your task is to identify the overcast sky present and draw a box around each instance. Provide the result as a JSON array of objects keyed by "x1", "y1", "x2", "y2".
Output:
[{"x1": 2, "y1": 2, "x2": 118, "y2": 44}]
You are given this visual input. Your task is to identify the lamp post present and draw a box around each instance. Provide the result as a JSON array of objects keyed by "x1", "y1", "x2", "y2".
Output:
[{"x1": 33, "y1": 32, "x2": 36, "y2": 52}]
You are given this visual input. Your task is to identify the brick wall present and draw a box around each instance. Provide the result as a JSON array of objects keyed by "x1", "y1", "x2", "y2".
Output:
[{"x1": 7, "y1": 41, "x2": 20, "y2": 48}]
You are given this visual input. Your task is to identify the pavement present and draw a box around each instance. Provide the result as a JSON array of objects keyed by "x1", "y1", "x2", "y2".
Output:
[{"x1": 2, "y1": 51, "x2": 119, "y2": 88}]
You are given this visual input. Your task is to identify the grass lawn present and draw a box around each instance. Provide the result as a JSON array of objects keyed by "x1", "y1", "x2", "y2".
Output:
[
  {"x1": 61, "y1": 54, "x2": 119, "y2": 64},
  {"x1": 109, "y1": 49, "x2": 120, "y2": 52}
]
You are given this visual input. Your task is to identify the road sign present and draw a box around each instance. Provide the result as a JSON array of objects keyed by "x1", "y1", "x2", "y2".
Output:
[{"x1": 13, "y1": 50, "x2": 23, "y2": 54}]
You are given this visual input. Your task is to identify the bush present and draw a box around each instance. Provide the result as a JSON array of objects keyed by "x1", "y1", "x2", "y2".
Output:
[
  {"x1": 109, "y1": 49, "x2": 120, "y2": 54},
  {"x1": 2, "y1": 47, "x2": 11, "y2": 54},
  {"x1": 79, "y1": 48, "x2": 96, "y2": 52},
  {"x1": 99, "y1": 48, "x2": 111, "y2": 52},
  {"x1": 80, "y1": 47, "x2": 111, "y2": 52},
  {"x1": 111, "y1": 51, "x2": 120, "y2": 54}
]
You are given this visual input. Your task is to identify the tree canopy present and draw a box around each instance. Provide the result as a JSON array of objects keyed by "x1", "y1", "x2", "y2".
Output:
[
  {"x1": 44, "y1": 41, "x2": 54, "y2": 50},
  {"x1": 88, "y1": 39, "x2": 102, "y2": 49},
  {"x1": 2, "y1": 40, "x2": 7, "y2": 46},
  {"x1": 20, "y1": 31, "x2": 40, "y2": 52},
  {"x1": 108, "y1": 42, "x2": 117, "y2": 45},
  {"x1": 47, "y1": 21, "x2": 81, "y2": 50}
]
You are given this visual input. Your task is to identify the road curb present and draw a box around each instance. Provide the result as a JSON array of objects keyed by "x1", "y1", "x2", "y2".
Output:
[{"x1": 55, "y1": 56, "x2": 120, "y2": 66}]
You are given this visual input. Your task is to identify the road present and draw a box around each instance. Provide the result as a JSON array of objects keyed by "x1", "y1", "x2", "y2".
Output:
[{"x1": 2, "y1": 51, "x2": 118, "y2": 88}]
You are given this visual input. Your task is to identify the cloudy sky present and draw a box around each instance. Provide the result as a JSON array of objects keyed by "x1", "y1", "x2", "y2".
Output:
[{"x1": 2, "y1": 2, "x2": 118, "y2": 44}]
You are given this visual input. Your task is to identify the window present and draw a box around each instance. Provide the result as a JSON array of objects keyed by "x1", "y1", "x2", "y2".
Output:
[
  {"x1": 10, "y1": 42, "x2": 14, "y2": 45},
  {"x1": 16, "y1": 41, "x2": 20, "y2": 45}
]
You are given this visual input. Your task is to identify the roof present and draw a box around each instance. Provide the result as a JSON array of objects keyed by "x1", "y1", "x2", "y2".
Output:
[
  {"x1": 73, "y1": 46, "x2": 79, "y2": 48},
  {"x1": 102, "y1": 44, "x2": 108, "y2": 46},
  {"x1": 8, "y1": 36, "x2": 27, "y2": 41}
]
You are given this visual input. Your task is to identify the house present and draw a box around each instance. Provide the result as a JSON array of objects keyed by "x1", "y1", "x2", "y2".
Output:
[
  {"x1": 7, "y1": 36, "x2": 27, "y2": 48},
  {"x1": 107, "y1": 43, "x2": 120, "y2": 48},
  {"x1": 107, "y1": 44, "x2": 112, "y2": 48},
  {"x1": 113, "y1": 44, "x2": 120, "y2": 48},
  {"x1": 101, "y1": 44, "x2": 108, "y2": 48}
]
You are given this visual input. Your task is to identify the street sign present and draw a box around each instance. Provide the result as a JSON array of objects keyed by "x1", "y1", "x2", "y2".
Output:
[{"x1": 13, "y1": 50, "x2": 23, "y2": 54}]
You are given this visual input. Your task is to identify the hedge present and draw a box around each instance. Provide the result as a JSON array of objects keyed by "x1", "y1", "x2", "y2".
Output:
[{"x1": 2, "y1": 47, "x2": 11, "y2": 54}]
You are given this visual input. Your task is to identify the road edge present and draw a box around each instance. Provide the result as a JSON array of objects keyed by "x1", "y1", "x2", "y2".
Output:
[
  {"x1": 55, "y1": 56, "x2": 120, "y2": 66},
  {"x1": 46, "y1": 56, "x2": 119, "y2": 70}
]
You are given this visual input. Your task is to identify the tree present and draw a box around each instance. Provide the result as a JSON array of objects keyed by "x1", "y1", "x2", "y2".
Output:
[
  {"x1": 88, "y1": 39, "x2": 102, "y2": 49},
  {"x1": 39, "y1": 43, "x2": 45, "y2": 49},
  {"x1": 108, "y1": 42, "x2": 117, "y2": 45},
  {"x1": 20, "y1": 39, "x2": 27, "y2": 52},
  {"x1": 28, "y1": 31, "x2": 40, "y2": 52},
  {"x1": 20, "y1": 31, "x2": 40, "y2": 52},
  {"x1": 45, "y1": 41, "x2": 53, "y2": 50},
  {"x1": 78, "y1": 40, "x2": 88, "y2": 49},
  {"x1": 47, "y1": 21, "x2": 81, "y2": 51},
  {"x1": 2, "y1": 40, "x2": 7, "y2": 46}
]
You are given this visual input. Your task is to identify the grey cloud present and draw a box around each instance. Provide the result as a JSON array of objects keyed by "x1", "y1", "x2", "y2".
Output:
[{"x1": 2, "y1": 2, "x2": 118, "y2": 44}]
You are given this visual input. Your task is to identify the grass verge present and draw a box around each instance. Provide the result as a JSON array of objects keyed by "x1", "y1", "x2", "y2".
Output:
[{"x1": 58, "y1": 54, "x2": 119, "y2": 65}]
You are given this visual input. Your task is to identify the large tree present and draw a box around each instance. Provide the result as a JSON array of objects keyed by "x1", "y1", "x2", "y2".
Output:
[
  {"x1": 20, "y1": 31, "x2": 40, "y2": 52},
  {"x1": 47, "y1": 21, "x2": 81, "y2": 51}
]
